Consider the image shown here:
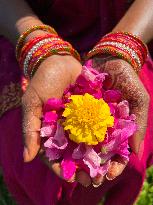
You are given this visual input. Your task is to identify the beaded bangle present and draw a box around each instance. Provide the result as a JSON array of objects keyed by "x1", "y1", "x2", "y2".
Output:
[
  {"x1": 98, "y1": 37, "x2": 144, "y2": 66},
  {"x1": 19, "y1": 34, "x2": 57, "y2": 67},
  {"x1": 89, "y1": 45, "x2": 139, "y2": 73},
  {"x1": 18, "y1": 33, "x2": 57, "y2": 61},
  {"x1": 30, "y1": 46, "x2": 78, "y2": 78},
  {"x1": 17, "y1": 25, "x2": 81, "y2": 79},
  {"x1": 19, "y1": 36, "x2": 64, "y2": 77},
  {"x1": 16, "y1": 24, "x2": 57, "y2": 59},
  {"x1": 27, "y1": 41, "x2": 71, "y2": 78},
  {"x1": 104, "y1": 32, "x2": 148, "y2": 61},
  {"x1": 23, "y1": 39, "x2": 64, "y2": 77},
  {"x1": 94, "y1": 42, "x2": 141, "y2": 70},
  {"x1": 87, "y1": 31, "x2": 148, "y2": 73}
]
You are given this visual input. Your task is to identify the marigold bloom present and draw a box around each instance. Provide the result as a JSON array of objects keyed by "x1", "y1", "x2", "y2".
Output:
[{"x1": 62, "y1": 93, "x2": 114, "y2": 145}]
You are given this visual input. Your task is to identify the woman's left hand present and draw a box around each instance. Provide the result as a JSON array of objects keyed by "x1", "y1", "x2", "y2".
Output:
[{"x1": 87, "y1": 56, "x2": 150, "y2": 186}]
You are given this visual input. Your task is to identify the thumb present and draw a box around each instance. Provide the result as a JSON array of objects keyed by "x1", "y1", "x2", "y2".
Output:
[{"x1": 22, "y1": 86, "x2": 42, "y2": 162}]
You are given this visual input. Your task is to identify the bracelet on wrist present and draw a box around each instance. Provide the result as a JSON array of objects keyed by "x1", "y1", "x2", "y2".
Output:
[
  {"x1": 16, "y1": 24, "x2": 81, "y2": 79},
  {"x1": 87, "y1": 31, "x2": 148, "y2": 73}
]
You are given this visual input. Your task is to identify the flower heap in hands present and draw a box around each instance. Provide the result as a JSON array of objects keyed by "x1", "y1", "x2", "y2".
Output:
[{"x1": 40, "y1": 65, "x2": 137, "y2": 180}]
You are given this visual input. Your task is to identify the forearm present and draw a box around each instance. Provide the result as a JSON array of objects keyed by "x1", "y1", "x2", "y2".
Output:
[
  {"x1": 0, "y1": 0, "x2": 44, "y2": 43},
  {"x1": 113, "y1": 0, "x2": 153, "y2": 43}
]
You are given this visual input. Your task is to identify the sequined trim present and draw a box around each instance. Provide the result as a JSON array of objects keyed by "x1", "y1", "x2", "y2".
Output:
[{"x1": 0, "y1": 82, "x2": 22, "y2": 118}]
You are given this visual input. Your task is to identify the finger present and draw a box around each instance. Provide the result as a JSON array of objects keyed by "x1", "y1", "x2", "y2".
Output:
[
  {"x1": 39, "y1": 153, "x2": 61, "y2": 178},
  {"x1": 129, "y1": 92, "x2": 149, "y2": 153},
  {"x1": 41, "y1": 153, "x2": 91, "y2": 185},
  {"x1": 22, "y1": 87, "x2": 42, "y2": 162},
  {"x1": 92, "y1": 174, "x2": 104, "y2": 187},
  {"x1": 128, "y1": 125, "x2": 147, "y2": 154},
  {"x1": 76, "y1": 170, "x2": 91, "y2": 187},
  {"x1": 40, "y1": 154, "x2": 75, "y2": 182},
  {"x1": 106, "y1": 158, "x2": 128, "y2": 180}
]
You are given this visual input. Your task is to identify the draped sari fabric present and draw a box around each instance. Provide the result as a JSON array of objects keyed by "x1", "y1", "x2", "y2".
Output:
[{"x1": 0, "y1": 1, "x2": 153, "y2": 204}]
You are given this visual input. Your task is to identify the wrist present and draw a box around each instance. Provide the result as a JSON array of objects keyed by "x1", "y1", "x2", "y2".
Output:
[{"x1": 16, "y1": 15, "x2": 44, "y2": 38}]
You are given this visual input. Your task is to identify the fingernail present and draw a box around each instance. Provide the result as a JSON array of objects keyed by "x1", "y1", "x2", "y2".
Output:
[
  {"x1": 106, "y1": 175, "x2": 116, "y2": 181},
  {"x1": 92, "y1": 182, "x2": 102, "y2": 188}
]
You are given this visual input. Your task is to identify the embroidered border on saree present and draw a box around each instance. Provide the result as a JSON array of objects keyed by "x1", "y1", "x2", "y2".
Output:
[{"x1": 0, "y1": 82, "x2": 22, "y2": 118}]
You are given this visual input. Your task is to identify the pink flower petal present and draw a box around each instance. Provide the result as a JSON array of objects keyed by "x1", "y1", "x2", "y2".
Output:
[
  {"x1": 46, "y1": 147, "x2": 62, "y2": 161},
  {"x1": 40, "y1": 124, "x2": 55, "y2": 137},
  {"x1": 82, "y1": 66, "x2": 97, "y2": 82},
  {"x1": 72, "y1": 144, "x2": 86, "y2": 159},
  {"x1": 117, "y1": 100, "x2": 130, "y2": 119},
  {"x1": 116, "y1": 119, "x2": 137, "y2": 137},
  {"x1": 98, "y1": 160, "x2": 110, "y2": 176},
  {"x1": 83, "y1": 146, "x2": 101, "y2": 178},
  {"x1": 44, "y1": 123, "x2": 68, "y2": 149},
  {"x1": 61, "y1": 159, "x2": 76, "y2": 180},
  {"x1": 108, "y1": 103, "x2": 117, "y2": 115},
  {"x1": 127, "y1": 114, "x2": 136, "y2": 121},
  {"x1": 103, "y1": 90, "x2": 122, "y2": 103},
  {"x1": 44, "y1": 111, "x2": 58, "y2": 123},
  {"x1": 43, "y1": 98, "x2": 64, "y2": 112}
]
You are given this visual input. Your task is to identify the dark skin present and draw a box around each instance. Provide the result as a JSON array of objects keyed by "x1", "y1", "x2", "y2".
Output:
[{"x1": 0, "y1": 0, "x2": 152, "y2": 187}]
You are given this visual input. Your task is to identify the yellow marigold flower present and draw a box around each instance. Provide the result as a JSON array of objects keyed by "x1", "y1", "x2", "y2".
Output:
[{"x1": 62, "y1": 93, "x2": 114, "y2": 145}]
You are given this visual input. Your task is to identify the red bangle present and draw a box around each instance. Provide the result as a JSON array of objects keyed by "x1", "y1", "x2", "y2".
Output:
[
  {"x1": 87, "y1": 31, "x2": 148, "y2": 73},
  {"x1": 16, "y1": 24, "x2": 58, "y2": 59},
  {"x1": 98, "y1": 37, "x2": 144, "y2": 65},
  {"x1": 18, "y1": 34, "x2": 58, "y2": 68},
  {"x1": 27, "y1": 41, "x2": 71, "y2": 77},
  {"x1": 104, "y1": 32, "x2": 148, "y2": 61},
  {"x1": 16, "y1": 25, "x2": 81, "y2": 79}
]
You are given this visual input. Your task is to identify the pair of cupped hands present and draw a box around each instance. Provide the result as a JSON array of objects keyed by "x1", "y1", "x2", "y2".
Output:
[{"x1": 22, "y1": 54, "x2": 149, "y2": 187}]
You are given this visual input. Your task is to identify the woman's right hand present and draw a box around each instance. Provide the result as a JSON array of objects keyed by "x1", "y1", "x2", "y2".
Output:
[{"x1": 22, "y1": 55, "x2": 92, "y2": 185}]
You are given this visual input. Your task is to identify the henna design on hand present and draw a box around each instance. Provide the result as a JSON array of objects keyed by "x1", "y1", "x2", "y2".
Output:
[
  {"x1": 22, "y1": 86, "x2": 42, "y2": 135},
  {"x1": 93, "y1": 57, "x2": 150, "y2": 141}
]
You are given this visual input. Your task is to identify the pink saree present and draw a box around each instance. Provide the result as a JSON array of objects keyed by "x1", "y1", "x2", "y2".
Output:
[{"x1": 0, "y1": 1, "x2": 153, "y2": 204}]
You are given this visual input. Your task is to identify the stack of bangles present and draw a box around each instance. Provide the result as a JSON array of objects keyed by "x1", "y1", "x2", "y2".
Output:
[
  {"x1": 16, "y1": 24, "x2": 81, "y2": 79},
  {"x1": 87, "y1": 31, "x2": 148, "y2": 73}
]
